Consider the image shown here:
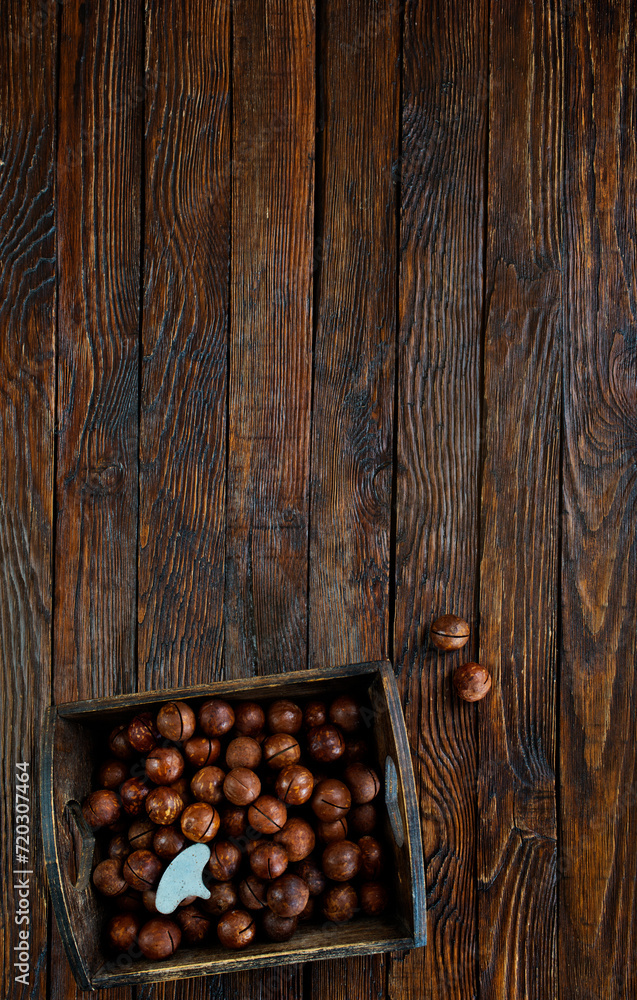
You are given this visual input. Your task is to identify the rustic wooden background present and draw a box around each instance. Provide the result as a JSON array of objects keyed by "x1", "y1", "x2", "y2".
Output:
[{"x1": 1, "y1": 0, "x2": 636, "y2": 998}]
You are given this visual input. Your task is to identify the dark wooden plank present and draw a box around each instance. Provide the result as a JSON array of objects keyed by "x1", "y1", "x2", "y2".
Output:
[
  {"x1": 307, "y1": 0, "x2": 399, "y2": 665},
  {"x1": 225, "y1": 0, "x2": 315, "y2": 679},
  {"x1": 139, "y1": 0, "x2": 230, "y2": 692},
  {"x1": 477, "y1": 2, "x2": 562, "y2": 998},
  {"x1": 388, "y1": 1, "x2": 487, "y2": 998},
  {"x1": 0, "y1": 3, "x2": 56, "y2": 997},
  {"x1": 308, "y1": 2, "x2": 399, "y2": 999},
  {"x1": 54, "y1": 0, "x2": 142, "y2": 996},
  {"x1": 139, "y1": 6, "x2": 230, "y2": 1000},
  {"x1": 55, "y1": 0, "x2": 142, "y2": 701},
  {"x1": 224, "y1": 2, "x2": 314, "y2": 998},
  {"x1": 560, "y1": 2, "x2": 637, "y2": 997}
]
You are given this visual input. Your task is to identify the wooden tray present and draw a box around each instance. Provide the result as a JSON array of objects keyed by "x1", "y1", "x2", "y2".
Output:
[{"x1": 40, "y1": 661, "x2": 426, "y2": 989}]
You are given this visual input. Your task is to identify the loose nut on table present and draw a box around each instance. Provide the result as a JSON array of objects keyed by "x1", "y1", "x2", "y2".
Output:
[
  {"x1": 453, "y1": 662, "x2": 492, "y2": 702},
  {"x1": 430, "y1": 614, "x2": 471, "y2": 651}
]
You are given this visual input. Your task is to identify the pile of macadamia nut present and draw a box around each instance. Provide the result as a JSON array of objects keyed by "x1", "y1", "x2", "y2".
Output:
[{"x1": 83, "y1": 693, "x2": 389, "y2": 960}]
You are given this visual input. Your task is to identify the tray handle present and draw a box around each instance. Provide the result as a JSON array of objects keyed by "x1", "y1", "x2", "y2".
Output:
[
  {"x1": 64, "y1": 800, "x2": 95, "y2": 891},
  {"x1": 384, "y1": 755, "x2": 405, "y2": 847}
]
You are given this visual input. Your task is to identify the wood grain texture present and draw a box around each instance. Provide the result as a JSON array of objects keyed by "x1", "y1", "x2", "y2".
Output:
[
  {"x1": 0, "y1": 2, "x2": 56, "y2": 997},
  {"x1": 5, "y1": 2, "x2": 636, "y2": 996},
  {"x1": 53, "y1": 1, "x2": 142, "y2": 998},
  {"x1": 308, "y1": 3, "x2": 398, "y2": 999},
  {"x1": 307, "y1": 0, "x2": 399, "y2": 666},
  {"x1": 388, "y1": 2, "x2": 487, "y2": 999},
  {"x1": 225, "y1": 0, "x2": 315, "y2": 679},
  {"x1": 560, "y1": 2, "x2": 637, "y2": 997},
  {"x1": 223, "y1": 2, "x2": 314, "y2": 997},
  {"x1": 477, "y1": 2, "x2": 562, "y2": 998},
  {"x1": 55, "y1": 0, "x2": 142, "y2": 702},
  {"x1": 139, "y1": 0, "x2": 230, "y2": 691},
  {"x1": 139, "y1": 7, "x2": 230, "y2": 1000}
]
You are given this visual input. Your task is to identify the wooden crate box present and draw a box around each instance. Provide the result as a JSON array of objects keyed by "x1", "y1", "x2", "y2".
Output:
[{"x1": 41, "y1": 661, "x2": 426, "y2": 989}]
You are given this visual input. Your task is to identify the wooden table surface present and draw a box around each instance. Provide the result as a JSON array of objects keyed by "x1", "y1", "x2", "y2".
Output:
[{"x1": 1, "y1": 1, "x2": 635, "y2": 998}]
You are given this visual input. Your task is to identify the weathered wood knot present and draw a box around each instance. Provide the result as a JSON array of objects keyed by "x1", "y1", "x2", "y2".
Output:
[{"x1": 84, "y1": 460, "x2": 125, "y2": 495}]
